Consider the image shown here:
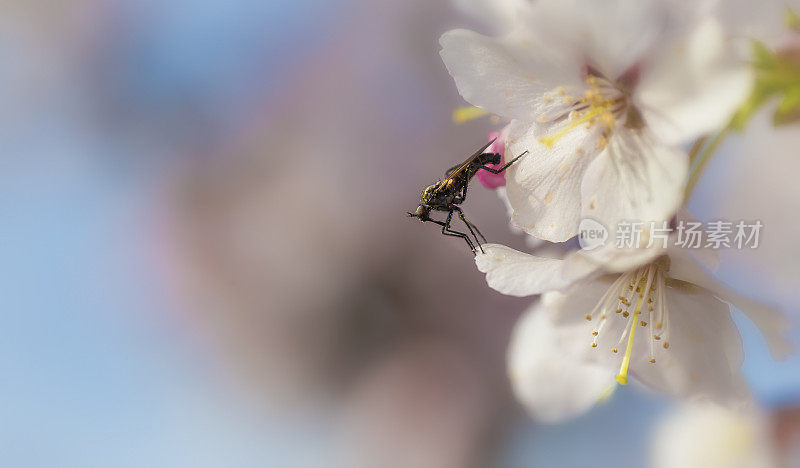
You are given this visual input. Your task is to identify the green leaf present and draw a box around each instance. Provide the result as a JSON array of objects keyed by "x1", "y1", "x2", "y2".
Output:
[
  {"x1": 731, "y1": 40, "x2": 800, "y2": 130},
  {"x1": 774, "y1": 87, "x2": 800, "y2": 124},
  {"x1": 752, "y1": 41, "x2": 778, "y2": 69}
]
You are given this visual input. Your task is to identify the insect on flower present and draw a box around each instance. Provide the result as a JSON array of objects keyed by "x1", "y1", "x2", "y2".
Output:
[{"x1": 407, "y1": 138, "x2": 528, "y2": 253}]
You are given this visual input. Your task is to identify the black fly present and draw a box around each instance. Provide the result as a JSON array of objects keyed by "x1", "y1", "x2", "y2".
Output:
[{"x1": 408, "y1": 138, "x2": 528, "y2": 254}]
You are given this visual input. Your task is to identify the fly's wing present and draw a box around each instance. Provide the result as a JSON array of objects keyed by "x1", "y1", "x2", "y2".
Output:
[{"x1": 444, "y1": 138, "x2": 497, "y2": 180}]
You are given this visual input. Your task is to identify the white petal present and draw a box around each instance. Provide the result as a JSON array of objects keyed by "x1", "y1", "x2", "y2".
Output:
[
  {"x1": 674, "y1": 208, "x2": 721, "y2": 272},
  {"x1": 582, "y1": 129, "x2": 688, "y2": 229},
  {"x1": 668, "y1": 248, "x2": 793, "y2": 359},
  {"x1": 439, "y1": 28, "x2": 582, "y2": 121},
  {"x1": 524, "y1": 0, "x2": 677, "y2": 78},
  {"x1": 508, "y1": 299, "x2": 616, "y2": 422},
  {"x1": 505, "y1": 119, "x2": 600, "y2": 242},
  {"x1": 637, "y1": 18, "x2": 753, "y2": 145},
  {"x1": 451, "y1": 0, "x2": 532, "y2": 33},
  {"x1": 576, "y1": 129, "x2": 688, "y2": 270},
  {"x1": 474, "y1": 244, "x2": 594, "y2": 296},
  {"x1": 630, "y1": 284, "x2": 750, "y2": 405}
]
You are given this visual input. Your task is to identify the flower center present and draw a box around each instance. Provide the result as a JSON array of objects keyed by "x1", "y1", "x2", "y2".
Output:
[
  {"x1": 583, "y1": 262, "x2": 671, "y2": 386},
  {"x1": 537, "y1": 75, "x2": 627, "y2": 150}
]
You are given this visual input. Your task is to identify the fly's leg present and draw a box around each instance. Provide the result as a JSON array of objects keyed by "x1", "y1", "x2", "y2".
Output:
[
  {"x1": 464, "y1": 218, "x2": 486, "y2": 243},
  {"x1": 429, "y1": 211, "x2": 475, "y2": 253},
  {"x1": 478, "y1": 150, "x2": 529, "y2": 174},
  {"x1": 453, "y1": 207, "x2": 484, "y2": 254}
]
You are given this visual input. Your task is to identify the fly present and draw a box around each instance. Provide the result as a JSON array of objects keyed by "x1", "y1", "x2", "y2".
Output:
[{"x1": 407, "y1": 138, "x2": 528, "y2": 254}]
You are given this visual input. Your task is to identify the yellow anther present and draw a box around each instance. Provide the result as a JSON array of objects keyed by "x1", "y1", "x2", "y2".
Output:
[
  {"x1": 592, "y1": 331, "x2": 598, "y2": 336},
  {"x1": 640, "y1": 321, "x2": 647, "y2": 327},
  {"x1": 452, "y1": 106, "x2": 489, "y2": 123},
  {"x1": 615, "y1": 308, "x2": 622, "y2": 314},
  {"x1": 591, "y1": 343, "x2": 598, "y2": 348},
  {"x1": 585, "y1": 314, "x2": 592, "y2": 321},
  {"x1": 648, "y1": 358, "x2": 656, "y2": 363},
  {"x1": 611, "y1": 348, "x2": 618, "y2": 353},
  {"x1": 622, "y1": 311, "x2": 629, "y2": 318},
  {"x1": 663, "y1": 342, "x2": 670, "y2": 349}
]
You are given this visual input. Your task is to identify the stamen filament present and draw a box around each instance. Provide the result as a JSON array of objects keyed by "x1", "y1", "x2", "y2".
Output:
[
  {"x1": 616, "y1": 291, "x2": 643, "y2": 385},
  {"x1": 616, "y1": 266, "x2": 655, "y2": 385},
  {"x1": 538, "y1": 107, "x2": 605, "y2": 147}
]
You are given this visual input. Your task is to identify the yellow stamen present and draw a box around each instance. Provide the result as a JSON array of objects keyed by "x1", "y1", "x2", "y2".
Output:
[
  {"x1": 538, "y1": 107, "x2": 604, "y2": 147},
  {"x1": 452, "y1": 106, "x2": 489, "y2": 124},
  {"x1": 615, "y1": 294, "x2": 643, "y2": 385}
]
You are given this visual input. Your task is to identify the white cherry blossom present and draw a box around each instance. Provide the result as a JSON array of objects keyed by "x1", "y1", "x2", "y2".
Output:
[
  {"x1": 440, "y1": 0, "x2": 752, "y2": 242},
  {"x1": 478, "y1": 243, "x2": 791, "y2": 421}
]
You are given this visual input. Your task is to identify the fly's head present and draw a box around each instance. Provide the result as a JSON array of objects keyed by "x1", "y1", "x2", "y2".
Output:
[
  {"x1": 407, "y1": 183, "x2": 439, "y2": 221},
  {"x1": 407, "y1": 204, "x2": 431, "y2": 221}
]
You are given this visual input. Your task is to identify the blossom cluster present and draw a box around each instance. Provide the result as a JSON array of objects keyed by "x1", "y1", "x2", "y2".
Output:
[{"x1": 440, "y1": 0, "x2": 799, "y2": 422}]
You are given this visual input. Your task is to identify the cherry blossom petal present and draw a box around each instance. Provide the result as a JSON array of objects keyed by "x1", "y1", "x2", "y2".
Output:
[
  {"x1": 524, "y1": 0, "x2": 674, "y2": 79},
  {"x1": 667, "y1": 247, "x2": 793, "y2": 359},
  {"x1": 451, "y1": 0, "x2": 532, "y2": 33},
  {"x1": 505, "y1": 119, "x2": 600, "y2": 242},
  {"x1": 629, "y1": 284, "x2": 750, "y2": 406},
  {"x1": 508, "y1": 299, "x2": 617, "y2": 422},
  {"x1": 579, "y1": 129, "x2": 688, "y2": 269},
  {"x1": 474, "y1": 244, "x2": 597, "y2": 296},
  {"x1": 637, "y1": 19, "x2": 753, "y2": 145},
  {"x1": 439, "y1": 28, "x2": 582, "y2": 121}
]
